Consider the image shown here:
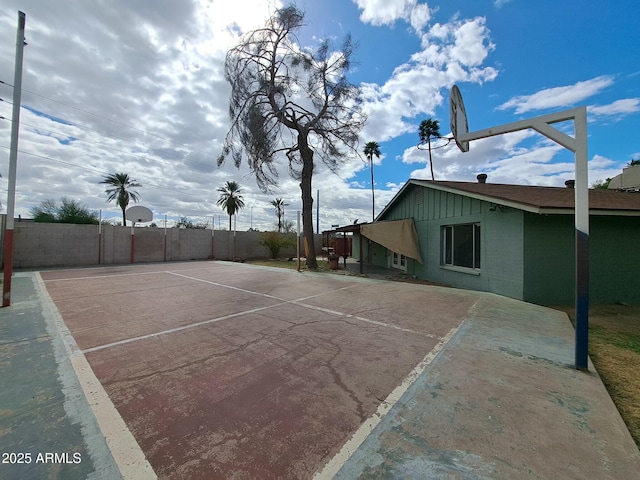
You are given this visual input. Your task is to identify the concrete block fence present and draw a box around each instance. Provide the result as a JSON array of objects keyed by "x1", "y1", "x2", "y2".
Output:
[{"x1": 0, "y1": 217, "x2": 322, "y2": 269}]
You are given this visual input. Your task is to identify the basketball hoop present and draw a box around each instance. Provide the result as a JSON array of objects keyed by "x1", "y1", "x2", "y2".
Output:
[
  {"x1": 417, "y1": 136, "x2": 454, "y2": 151},
  {"x1": 447, "y1": 83, "x2": 590, "y2": 371}
]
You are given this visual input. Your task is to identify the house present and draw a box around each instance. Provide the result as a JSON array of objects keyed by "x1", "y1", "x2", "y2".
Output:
[
  {"x1": 348, "y1": 177, "x2": 640, "y2": 306},
  {"x1": 608, "y1": 163, "x2": 640, "y2": 192}
]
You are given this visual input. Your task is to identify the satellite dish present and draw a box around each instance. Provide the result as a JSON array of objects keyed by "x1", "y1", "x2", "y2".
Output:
[{"x1": 125, "y1": 205, "x2": 153, "y2": 223}]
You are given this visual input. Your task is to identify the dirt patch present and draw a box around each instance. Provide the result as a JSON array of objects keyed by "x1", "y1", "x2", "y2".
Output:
[{"x1": 555, "y1": 304, "x2": 640, "y2": 448}]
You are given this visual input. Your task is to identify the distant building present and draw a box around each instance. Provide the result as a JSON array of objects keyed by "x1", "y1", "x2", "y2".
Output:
[
  {"x1": 608, "y1": 164, "x2": 640, "y2": 192},
  {"x1": 348, "y1": 177, "x2": 640, "y2": 305}
]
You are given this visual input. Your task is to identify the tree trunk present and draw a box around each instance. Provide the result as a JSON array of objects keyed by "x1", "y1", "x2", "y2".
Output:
[
  {"x1": 299, "y1": 134, "x2": 317, "y2": 269},
  {"x1": 370, "y1": 156, "x2": 375, "y2": 221},
  {"x1": 122, "y1": 208, "x2": 127, "y2": 227},
  {"x1": 428, "y1": 137, "x2": 435, "y2": 181}
]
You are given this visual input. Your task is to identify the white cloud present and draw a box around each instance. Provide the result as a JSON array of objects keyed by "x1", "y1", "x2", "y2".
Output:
[
  {"x1": 352, "y1": 0, "x2": 431, "y2": 31},
  {"x1": 401, "y1": 129, "x2": 627, "y2": 190},
  {"x1": 0, "y1": 1, "x2": 500, "y2": 230},
  {"x1": 498, "y1": 76, "x2": 615, "y2": 113},
  {"x1": 359, "y1": 16, "x2": 497, "y2": 141},
  {"x1": 0, "y1": 0, "x2": 284, "y2": 224},
  {"x1": 589, "y1": 98, "x2": 640, "y2": 116}
]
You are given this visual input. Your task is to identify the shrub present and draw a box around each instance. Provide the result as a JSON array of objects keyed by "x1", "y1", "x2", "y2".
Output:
[
  {"x1": 30, "y1": 197, "x2": 99, "y2": 224},
  {"x1": 259, "y1": 231, "x2": 296, "y2": 259}
]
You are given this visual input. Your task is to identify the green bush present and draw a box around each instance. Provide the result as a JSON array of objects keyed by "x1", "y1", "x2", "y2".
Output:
[
  {"x1": 30, "y1": 197, "x2": 99, "y2": 224},
  {"x1": 259, "y1": 231, "x2": 296, "y2": 259}
]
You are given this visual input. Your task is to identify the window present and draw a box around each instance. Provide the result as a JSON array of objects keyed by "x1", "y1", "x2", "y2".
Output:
[
  {"x1": 442, "y1": 223, "x2": 480, "y2": 270},
  {"x1": 391, "y1": 251, "x2": 407, "y2": 271}
]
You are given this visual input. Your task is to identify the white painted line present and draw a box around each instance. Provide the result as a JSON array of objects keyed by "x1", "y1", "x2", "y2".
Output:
[
  {"x1": 291, "y1": 301, "x2": 434, "y2": 338},
  {"x1": 34, "y1": 273, "x2": 157, "y2": 480},
  {"x1": 312, "y1": 322, "x2": 463, "y2": 480},
  {"x1": 43, "y1": 270, "x2": 166, "y2": 282},
  {"x1": 81, "y1": 302, "x2": 287, "y2": 354},
  {"x1": 48, "y1": 266, "x2": 438, "y2": 353},
  {"x1": 292, "y1": 284, "x2": 360, "y2": 302},
  {"x1": 165, "y1": 270, "x2": 284, "y2": 301}
]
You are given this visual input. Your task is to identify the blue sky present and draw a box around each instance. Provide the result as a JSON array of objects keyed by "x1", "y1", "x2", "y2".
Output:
[{"x1": 0, "y1": 0, "x2": 638, "y2": 230}]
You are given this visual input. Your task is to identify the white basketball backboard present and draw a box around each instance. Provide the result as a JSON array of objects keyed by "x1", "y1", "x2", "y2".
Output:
[
  {"x1": 125, "y1": 205, "x2": 153, "y2": 223},
  {"x1": 450, "y1": 85, "x2": 469, "y2": 153}
]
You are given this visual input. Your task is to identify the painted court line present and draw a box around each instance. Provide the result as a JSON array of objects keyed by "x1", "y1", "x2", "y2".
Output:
[
  {"x1": 312, "y1": 322, "x2": 463, "y2": 480},
  {"x1": 165, "y1": 270, "x2": 285, "y2": 301},
  {"x1": 165, "y1": 270, "x2": 431, "y2": 338},
  {"x1": 63, "y1": 269, "x2": 434, "y2": 353},
  {"x1": 34, "y1": 273, "x2": 156, "y2": 480},
  {"x1": 45, "y1": 265, "x2": 434, "y2": 353},
  {"x1": 81, "y1": 302, "x2": 287, "y2": 354},
  {"x1": 44, "y1": 270, "x2": 165, "y2": 282},
  {"x1": 292, "y1": 302, "x2": 436, "y2": 338}
]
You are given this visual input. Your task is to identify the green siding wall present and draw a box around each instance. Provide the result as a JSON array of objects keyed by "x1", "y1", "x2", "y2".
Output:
[
  {"x1": 366, "y1": 183, "x2": 640, "y2": 305},
  {"x1": 522, "y1": 214, "x2": 640, "y2": 305},
  {"x1": 588, "y1": 216, "x2": 640, "y2": 304},
  {"x1": 375, "y1": 185, "x2": 524, "y2": 300},
  {"x1": 523, "y1": 214, "x2": 575, "y2": 305}
]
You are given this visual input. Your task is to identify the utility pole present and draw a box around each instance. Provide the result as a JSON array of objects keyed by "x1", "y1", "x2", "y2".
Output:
[{"x1": 3, "y1": 11, "x2": 26, "y2": 307}]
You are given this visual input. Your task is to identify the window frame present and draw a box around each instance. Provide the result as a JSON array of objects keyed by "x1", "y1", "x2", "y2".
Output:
[{"x1": 441, "y1": 222, "x2": 481, "y2": 272}]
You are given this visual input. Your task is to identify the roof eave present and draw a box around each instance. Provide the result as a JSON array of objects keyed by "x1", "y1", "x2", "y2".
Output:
[
  {"x1": 378, "y1": 179, "x2": 640, "y2": 219},
  {"x1": 412, "y1": 180, "x2": 542, "y2": 213}
]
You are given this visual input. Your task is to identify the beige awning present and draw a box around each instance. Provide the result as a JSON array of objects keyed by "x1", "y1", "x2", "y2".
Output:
[{"x1": 360, "y1": 219, "x2": 423, "y2": 264}]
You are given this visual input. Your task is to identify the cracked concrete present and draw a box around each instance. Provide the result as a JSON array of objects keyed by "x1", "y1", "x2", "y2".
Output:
[{"x1": 5, "y1": 260, "x2": 637, "y2": 479}]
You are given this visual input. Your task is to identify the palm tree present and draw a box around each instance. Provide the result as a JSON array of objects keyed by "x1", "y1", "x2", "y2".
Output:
[
  {"x1": 216, "y1": 181, "x2": 245, "y2": 231},
  {"x1": 363, "y1": 141, "x2": 381, "y2": 221},
  {"x1": 271, "y1": 198, "x2": 288, "y2": 232},
  {"x1": 418, "y1": 119, "x2": 441, "y2": 181},
  {"x1": 100, "y1": 173, "x2": 142, "y2": 226}
]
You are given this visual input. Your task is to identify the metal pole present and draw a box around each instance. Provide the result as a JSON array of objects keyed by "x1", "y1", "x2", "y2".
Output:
[
  {"x1": 297, "y1": 210, "x2": 301, "y2": 271},
  {"x1": 359, "y1": 229, "x2": 363, "y2": 274},
  {"x1": 211, "y1": 215, "x2": 216, "y2": 260},
  {"x1": 130, "y1": 223, "x2": 135, "y2": 263},
  {"x1": 316, "y1": 189, "x2": 319, "y2": 234},
  {"x1": 574, "y1": 107, "x2": 589, "y2": 370},
  {"x1": 98, "y1": 209, "x2": 102, "y2": 264},
  {"x1": 457, "y1": 102, "x2": 590, "y2": 370},
  {"x1": 163, "y1": 214, "x2": 167, "y2": 262},
  {"x1": 3, "y1": 11, "x2": 26, "y2": 307}
]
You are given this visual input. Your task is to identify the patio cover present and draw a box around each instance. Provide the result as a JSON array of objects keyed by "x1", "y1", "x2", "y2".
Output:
[{"x1": 360, "y1": 219, "x2": 423, "y2": 264}]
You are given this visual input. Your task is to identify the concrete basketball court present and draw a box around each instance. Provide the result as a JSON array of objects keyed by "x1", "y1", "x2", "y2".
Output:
[{"x1": 4, "y1": 260, "x2": 639, "y2": 479}]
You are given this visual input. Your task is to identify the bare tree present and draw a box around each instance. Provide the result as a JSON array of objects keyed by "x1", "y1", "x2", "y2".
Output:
[{"x1": 217, "y1": 6, "x2": 366, "y2": 269}]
